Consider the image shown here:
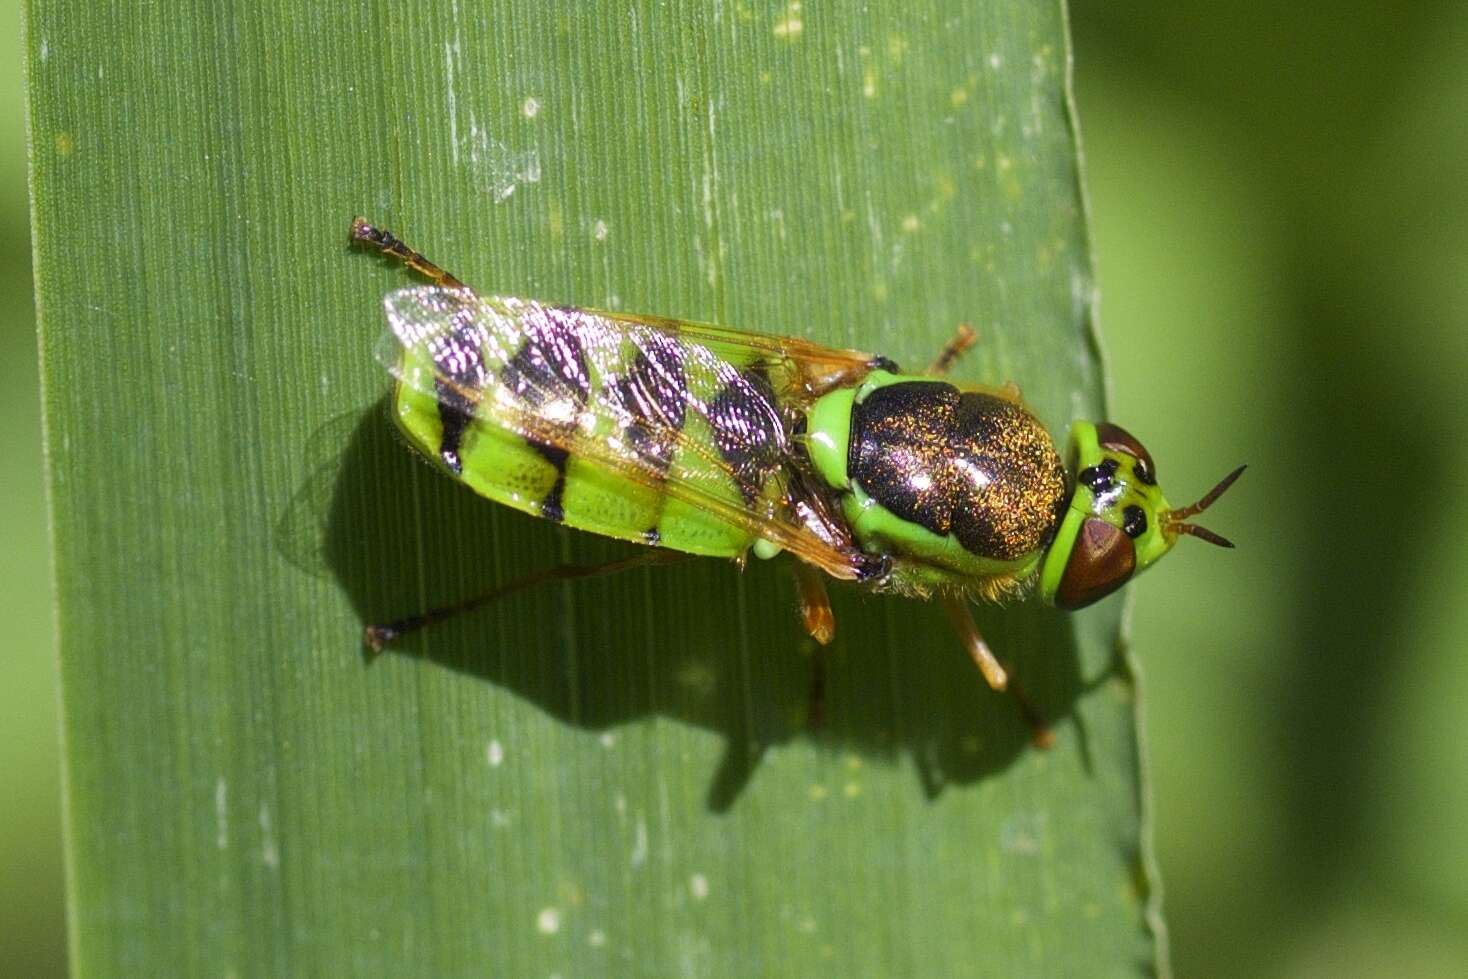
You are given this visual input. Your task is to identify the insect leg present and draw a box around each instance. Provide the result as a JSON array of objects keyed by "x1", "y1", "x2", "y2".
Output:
[
  {"x1": 350, "y1": 217, "x2": 468, "y2": 289},
  {"x1": 791, "y1": 561, "x2": 837, "y2": 727},
  {"x1": 926, "y1": 323, "x2": 978, "y2": 375},
  {"x1": 364, "y1": 549, "x2": 689, "y2": 652},
  {"x1": 926, "y1": 324, "x2": 1024, "y2": 402},
  {"x1": 941, "y1": 594, "x2": 1007, "y2": 689},
  {"x1": 940, "y1": 595, "x2": 1055, "y2": 748},
  {"x1": 792, "y1": 560, "x2": 836, "y2": 645}
]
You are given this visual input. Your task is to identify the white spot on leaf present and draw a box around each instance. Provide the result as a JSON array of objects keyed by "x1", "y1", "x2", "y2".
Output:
[
  {"x1": 630, "y1": 816, "x2": 649, "y2": 868},
  {"x1": 1000, "y1": 811, "x2": 1048, "y2": 856},
  {"x1": 773, "y1": 2, "x2": 803, "y2": 38},
  {"x1": 259, "y1": 803, "x2": 280, "y2": 869},
  {"x1": 444, "y1": 40, "x2": 538, "y2": 199},
  {"x1": 214, "y1": 778, "x2": 228, "y2": 850}
]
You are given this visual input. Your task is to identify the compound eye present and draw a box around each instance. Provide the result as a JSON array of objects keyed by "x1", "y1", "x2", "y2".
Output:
[
  {"x1": 1078, "y1": 457, "x2": 1119, "y2": 493},
  {"x1": 1122, "y1": 505, "x2": 1147, "y2": 539},
  {"x1": 1055, "y1": 517, "x2": 1137, "y2": 609},
  {"x1": 1095, "y1": 422, "x2": 1157, "y2": 485}
]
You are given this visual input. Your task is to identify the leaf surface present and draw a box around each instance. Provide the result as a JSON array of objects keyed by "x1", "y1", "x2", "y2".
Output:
[{"x1": 29, "y1": 1, "x2": 1159, "y2": 974}]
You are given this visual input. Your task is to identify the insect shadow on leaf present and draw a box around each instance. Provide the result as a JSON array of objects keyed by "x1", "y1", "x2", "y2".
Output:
[{"x1": 297, "y1": 399, "x2": 1092, "y2": 810}]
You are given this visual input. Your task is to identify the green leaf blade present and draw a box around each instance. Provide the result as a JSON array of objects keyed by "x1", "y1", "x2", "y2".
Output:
[{"x1": 30, "y1": 1, "x2": 1159, "y2": 975}]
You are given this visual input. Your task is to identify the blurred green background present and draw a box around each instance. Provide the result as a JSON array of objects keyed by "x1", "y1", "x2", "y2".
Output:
[{"x1": 6, "y1": 1, "x2": 1466, "y2": 976}]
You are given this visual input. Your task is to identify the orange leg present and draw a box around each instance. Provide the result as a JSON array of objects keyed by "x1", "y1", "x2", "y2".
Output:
[
  {"x1": 941, "y1": 595, "x2": 1054, "y2": 748},
  {"x1": 792, "y1": 561, "x2": 836, "y2": 645},
  {"x1": 942, "y1": 594, "x2": 1008, "y2": 690},
  {"x1": 926, "y1": 323, "x2": 1025, "y2": 403},
  {"x1": 351, "y1": 217, "x2": 468, "y2": 289},
  {"x1": 791, "y1": 562, "x2": 837, "y2": 727},
  {"x1": 927, "y1": 323, "x2": 978, "y2": 375}
]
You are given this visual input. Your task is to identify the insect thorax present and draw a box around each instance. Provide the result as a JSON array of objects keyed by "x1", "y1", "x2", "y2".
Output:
[{"x1": 804, "y1": 372, "x2": 1067, "y2": 590}]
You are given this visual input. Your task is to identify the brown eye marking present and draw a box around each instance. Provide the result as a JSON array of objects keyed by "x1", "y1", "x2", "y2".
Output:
[
  {"x1": 1096, "y1": 422, "x2": 1156, "y2": 485},
  {"x1": 1056, "y1": 517, "x2": 1137, "y2": 609},
  {"x1": 1122, "y1": 505, "x2": 1147, "y2": 539}
]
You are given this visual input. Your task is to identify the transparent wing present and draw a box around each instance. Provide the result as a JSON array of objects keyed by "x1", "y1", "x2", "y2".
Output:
[{"x1": 376, "y1": 286, "x2": 878, "y2": 580}]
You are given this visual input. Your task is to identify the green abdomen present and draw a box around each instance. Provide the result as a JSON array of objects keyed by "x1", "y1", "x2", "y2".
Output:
[{"x1": 391, "y1": 350, "x2": 773, "y2": 559}]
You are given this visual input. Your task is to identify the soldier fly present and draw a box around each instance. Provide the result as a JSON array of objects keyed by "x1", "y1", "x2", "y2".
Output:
[{"x1": 350, "y1": 218, "x2": 1243, "y2": 738}]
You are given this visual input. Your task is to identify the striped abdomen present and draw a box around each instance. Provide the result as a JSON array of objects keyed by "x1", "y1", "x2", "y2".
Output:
[{"x1": 384, "y1": 291, "x2": 793, "y2": 558}]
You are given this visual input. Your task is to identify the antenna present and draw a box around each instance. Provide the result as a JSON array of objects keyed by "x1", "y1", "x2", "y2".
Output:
[{"x1": 1164, "y1": 464, "x2": 1246, "y2": 547}]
